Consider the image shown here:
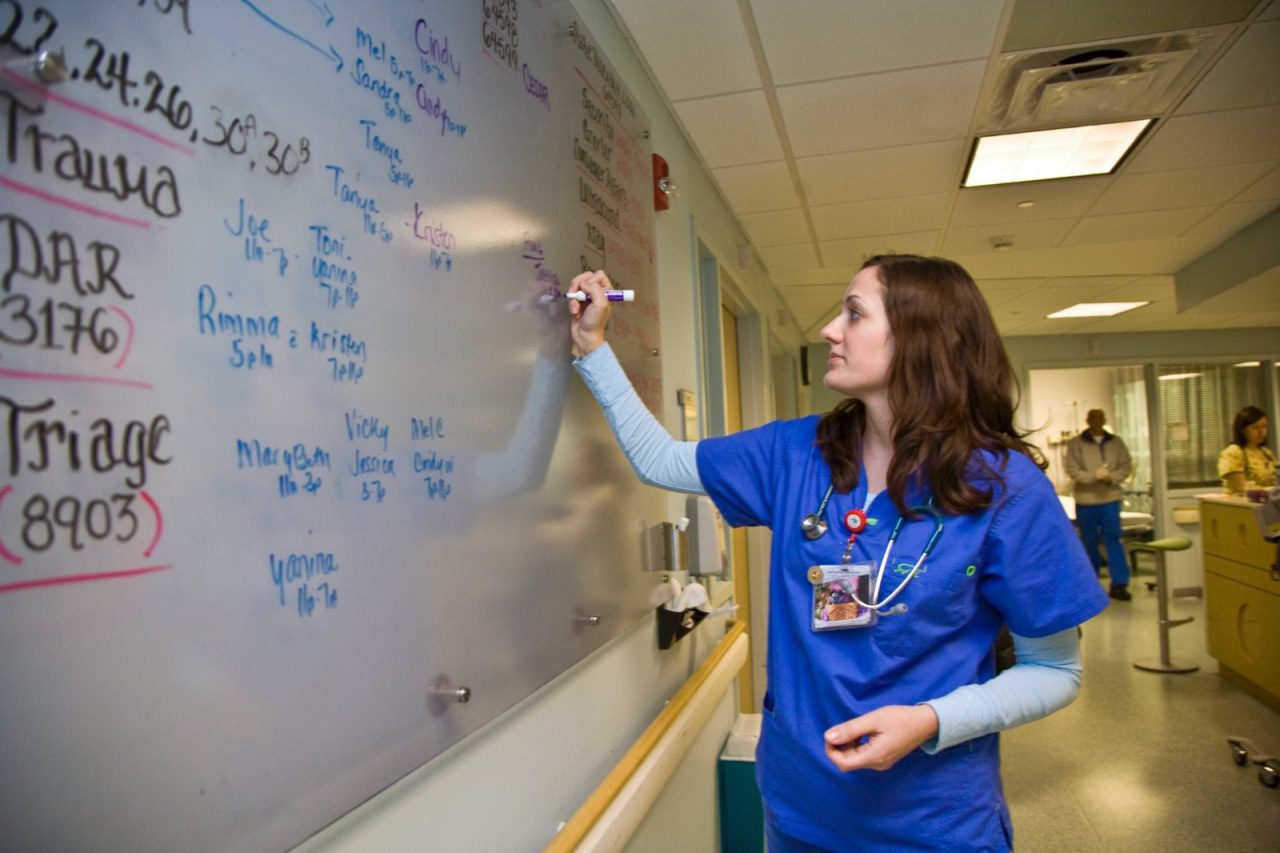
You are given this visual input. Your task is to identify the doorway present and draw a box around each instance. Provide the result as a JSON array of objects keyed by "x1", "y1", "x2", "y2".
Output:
[{"x1": 1028, "y1": 365, "x2": 1151, "y2": 511}]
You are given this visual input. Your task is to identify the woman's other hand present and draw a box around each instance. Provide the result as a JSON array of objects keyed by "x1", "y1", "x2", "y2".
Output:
[
  {"x1": 568, "y1": 269, "x2": 612, "y2": 357},
  {"x1": 823, "y1": 704, "x2": 939, "y2": 772}
]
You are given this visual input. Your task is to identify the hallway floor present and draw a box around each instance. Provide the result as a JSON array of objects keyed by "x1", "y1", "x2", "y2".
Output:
[{"x1": 1002, "y1": 580, "x2": 1280, "y2": 851}]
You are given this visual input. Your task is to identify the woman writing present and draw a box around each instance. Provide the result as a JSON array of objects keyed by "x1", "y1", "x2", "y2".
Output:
[
  {"x1": 569, "y1": 254, "x2": 1107, "y2": 851},
  {"x1": 1218, "y1": 405, "x2": 1276, "y2": 494}
]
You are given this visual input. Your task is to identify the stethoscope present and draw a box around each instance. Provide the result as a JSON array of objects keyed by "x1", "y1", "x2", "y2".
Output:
[
  {"x1": 802, "y1": 484, "x2": 945, "y2": 613},
  {"x1": 800, "y1": 484, "x2": 835, "y2": 540}
]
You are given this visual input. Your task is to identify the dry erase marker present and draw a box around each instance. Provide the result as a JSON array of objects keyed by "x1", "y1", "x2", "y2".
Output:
[
  {"x1": 564, "y1": 290, "x2": 635, "y2": 303},
  {"x1": 505, "y1": 289, "x2": 635, "y2": 311}
]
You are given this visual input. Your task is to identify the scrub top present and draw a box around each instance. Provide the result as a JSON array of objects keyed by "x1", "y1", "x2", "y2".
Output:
[{"x1": 697, "y1": 417, "x2": 1108, "y2": 851}]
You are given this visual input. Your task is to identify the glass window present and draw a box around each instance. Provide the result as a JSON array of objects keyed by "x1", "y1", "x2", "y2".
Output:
[
  {"x1": 1110, "y1": 366, "x2": 1150, "y2": 512},
  {"x1": 1158, "y1": 363, "x2": 1267, "y2": 488}
]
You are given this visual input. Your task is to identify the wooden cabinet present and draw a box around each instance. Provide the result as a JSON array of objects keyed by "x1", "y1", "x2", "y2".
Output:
[{"x1": 1199, "y1": 497, "x2": 1280, "y2": 707}]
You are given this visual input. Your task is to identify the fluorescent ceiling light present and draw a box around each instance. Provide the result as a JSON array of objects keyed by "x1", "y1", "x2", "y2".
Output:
[
  {"x1": 963, "y1": 119, "x2": 1153, "y2": 187},
  {"x1": 1159, "y1": 372, "x2": 1202, "y2": 381},
  {"x1": 1046, "y1": 301, "x2": 1149, "y2": 318},
  {"x1": 1233, "y1": 361, "x2": 1261, "y2": 367}
]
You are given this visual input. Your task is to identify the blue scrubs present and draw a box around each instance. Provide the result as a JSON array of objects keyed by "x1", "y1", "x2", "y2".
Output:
[{"x1": 697, "y1": 417, "x2": 1108, "y2": 851}]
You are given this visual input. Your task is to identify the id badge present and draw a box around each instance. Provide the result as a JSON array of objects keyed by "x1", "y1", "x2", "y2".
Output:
[{"x1": 807, "y1": 563, "x2": 876, "y2": 632}]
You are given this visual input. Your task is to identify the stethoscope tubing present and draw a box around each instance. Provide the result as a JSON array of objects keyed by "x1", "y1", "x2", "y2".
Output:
[{"x1": 803, "y1": 486, "x2": 944, "y2": 613}]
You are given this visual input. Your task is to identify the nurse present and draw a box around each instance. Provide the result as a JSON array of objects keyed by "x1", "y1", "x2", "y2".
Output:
[
  {"x1": 569, "y1": 254, "x2": 1108, "y2": 851},
  {"x1": 1218, "y1": 405, "x2": 1277, "y2": 494}
]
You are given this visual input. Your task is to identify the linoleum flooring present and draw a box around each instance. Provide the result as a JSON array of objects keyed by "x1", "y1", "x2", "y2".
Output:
[{"x1": 1002, "y1": 578, "x2": 1280, "y2": 852}]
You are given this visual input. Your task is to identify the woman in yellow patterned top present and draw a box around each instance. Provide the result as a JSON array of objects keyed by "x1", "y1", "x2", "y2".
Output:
[{"x1": 1218, "y1": 405, "x2": 1277, "y2": 493}]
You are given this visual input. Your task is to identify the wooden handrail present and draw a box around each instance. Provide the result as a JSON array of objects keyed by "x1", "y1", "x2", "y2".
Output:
[{"x1": 545, "y1": 621, "x2": 749, "y2": 852}]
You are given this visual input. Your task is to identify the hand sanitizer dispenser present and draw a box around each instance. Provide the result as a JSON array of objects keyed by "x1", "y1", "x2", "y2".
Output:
[{"x1": 687, "y1": 495, "x2": 729, "y2": 579}]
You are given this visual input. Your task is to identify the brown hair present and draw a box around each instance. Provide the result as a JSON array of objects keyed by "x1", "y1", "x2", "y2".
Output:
[
  {"x1": 815, "y1": 254, "x2": 1043, "y2": 516},
  {"x1": 1231, "y1": 405, "x2": 1268, "y2": 448}
]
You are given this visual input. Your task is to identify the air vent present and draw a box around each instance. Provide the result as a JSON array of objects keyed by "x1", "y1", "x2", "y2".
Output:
[{"x1": 977, "y1": 27, "x2": 1232, "y2": 133}]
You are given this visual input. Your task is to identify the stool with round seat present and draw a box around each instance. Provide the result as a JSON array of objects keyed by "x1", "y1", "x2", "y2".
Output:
[{"x1": 1130, "y1": 536, "x2": 1197, "y2": 673}]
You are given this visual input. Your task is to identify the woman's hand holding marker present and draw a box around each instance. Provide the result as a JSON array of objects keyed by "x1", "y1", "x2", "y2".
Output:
[{"x1": 568, "y1": 270, "x2": 614, "y2": 357}]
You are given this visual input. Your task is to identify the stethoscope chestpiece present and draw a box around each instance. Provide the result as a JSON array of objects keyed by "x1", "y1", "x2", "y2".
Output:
[
  {"x1": 802, "y1": 484, "x2": 837, "y2": 540},
  {"x1": 800, "y1": 514, "x2": 828, "y2": 540}
]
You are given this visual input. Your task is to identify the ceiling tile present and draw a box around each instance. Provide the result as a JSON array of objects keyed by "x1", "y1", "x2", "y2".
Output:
[
  {"x1": 1126, "y1": 274, "x2": 1177, "y2": 288},
  {"x1": 1147, "y1": 312, "x2": 1258, "y2": 330},
  {"x1": 1178, "y1": 199, "x2": 1280, "y2": 247},
  {"x1": 951, "y1": 177, "x2": 1112, "y2": 227},
  {"x1": 771, "y1": 268, "x2": 848, "y2": 286},
  {"x1": 1000, "y1": 317, "x2": 1097, "y2": 335},
  {"x1": 712, "y1": 161, "x2": 801, "y2": 212},
  {"x1": 673, "y1": 91, "x2": 785, "y2": 166},
  {"x1": 750, "y1": 0, "x2": 1003, "y2": 85},
  {"x1": 1089, "y1": 162, "x2": 1276, "y2": 215},
  {"x1": 1047, "y1": 274, "x2": 1149, "y2": 293},
  {"x1": 777, "y1": 284, "x2": 844, "y2": 314},
  {"x1": 1008, "y1": 279, "x2": 1131, "y2": 308},
  {"x1": 819, "y1": 231, "x2": 942, "y2": 267},
  {"x1": 996, "y1": 283, "x2": 1125, "y2": 315},
  {"x1": 775, "y1": 62, "x2": 986, "y2": 157},
  {"x1": 1061, "y1": 207, "x2": 1219, "y2": 246},
  {"x1": 758, "y1": 242, "x2": 820, "y2": 271},
  {"x1": 1126, "y1": 104, "x2": 1280, "y2": 173},
  {"x1": 975, "y1": 276, "x2": 1051, "y2": 307},
  {"x1": 774, "y1": 284, "x2": 846, "y2": 334},
  {"x1": 810, "y1": 194, "x2": 951, "y2": 241},
  {"x1": 796, "y1": 140, "x2": 966, "y2": 206},
  {"x1": 1175, "y1": 20, "x2": 1280, "y2": 114},
  {"x1": 739, "y1": 208, "x2": 812, "y2": 247},
  {"x1": 1070, "y1": 309, "x2": 1173, "y2": 334},
  {"x1": 942, "y1": 218, "x2": 1077, "y2": 256},
  {"x1": 1235, "y1": 164, "x2": 1280, "y2": 201},
  {"x1": 1093, "y1": 276, "x2": 1176, "y2": 304},
  {"x1": 608, "y1": 0, "x2": 761, "y2": 100},
  {"x1": 955, "y1": 240, "x2": 1192, "y2": 279},
  {"x1": 774, "y1": 282, "x2": 844, "y2": 297}
]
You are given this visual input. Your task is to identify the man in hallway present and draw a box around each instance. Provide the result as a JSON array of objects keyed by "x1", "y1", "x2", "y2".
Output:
[{"x1": 1066, "y1": 409, "x2": 1134, "y2": 601}]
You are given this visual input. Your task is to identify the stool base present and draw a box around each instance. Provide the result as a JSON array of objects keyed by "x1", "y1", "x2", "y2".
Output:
[{"x1": 1133, "y1": 658, "x2": 1198, "y2": 674}]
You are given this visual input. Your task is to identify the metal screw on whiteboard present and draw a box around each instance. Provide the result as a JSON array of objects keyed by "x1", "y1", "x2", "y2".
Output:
[
  {"x1": 430, "y1": 685, "x2": 471, "y2": 703},
  {"x1": 34, "y1": 50, "x2": 69, "y2": 84},
  {"x1": 576, "y1": 615, "x2": 602, "y2": 626},
  {"x1": 649, "y1": 348, "x2": 659, "y2": 356}
]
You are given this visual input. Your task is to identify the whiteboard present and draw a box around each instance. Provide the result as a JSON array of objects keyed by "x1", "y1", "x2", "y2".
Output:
[{"x1": 0, "y1": 2, "x2": 665, "y2": 850}]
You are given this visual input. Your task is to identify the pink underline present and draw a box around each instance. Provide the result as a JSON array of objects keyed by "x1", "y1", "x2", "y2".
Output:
[
  {"x1": 139, "y1": 489, "x2": 163, "y2": 559},
  {"x1": 0, "y1": 365, "x2": 154, "y2": 390},
  {"x1": 0, "y1": 564, "x2": 173, "y2": 595},
  {"x1": 109, "y1": 306, "x2": 136, "y2": 369},
  {"x1": 0, "y1": 486, "x2": 20, "y2": 565},
  {"x1": 0, "y1": 175, "x2": 152, "y2": 230},
  {"x1": 0, "y1": 67, "x2": 196, "y2": 156}
]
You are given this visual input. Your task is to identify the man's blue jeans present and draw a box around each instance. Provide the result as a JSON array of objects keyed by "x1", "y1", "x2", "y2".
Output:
[{"x1": 1077, "y1": 500, "x2": 1129, "y2": 586}]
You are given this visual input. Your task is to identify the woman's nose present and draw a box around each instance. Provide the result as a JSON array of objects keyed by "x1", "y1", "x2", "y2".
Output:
[{"x1": 820, "y1": 314, "x2": 841, "y2": 343}]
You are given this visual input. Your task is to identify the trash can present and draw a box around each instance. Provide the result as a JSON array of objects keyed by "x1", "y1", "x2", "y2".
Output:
[{"x1": 718, "y1": 713, "x2": 764, "y2": 853}]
